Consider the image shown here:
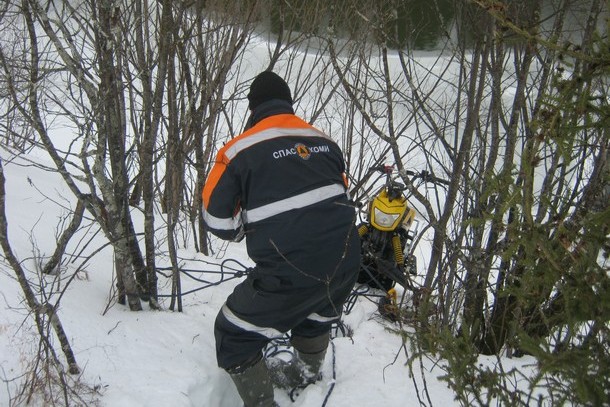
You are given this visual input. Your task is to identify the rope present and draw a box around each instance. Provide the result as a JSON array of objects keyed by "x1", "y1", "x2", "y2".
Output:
[
  {"x1": 263, "y1": 334, "x2": 292, "y2": 360},
  {"x1": 155, "y1": 258, "x2": 253, "y2": 298},
  {"x1": 343, "y1": 263, "x2": 389, "y2": 315}
]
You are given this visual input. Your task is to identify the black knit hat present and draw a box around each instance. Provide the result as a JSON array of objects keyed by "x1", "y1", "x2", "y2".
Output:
[{"x1": 247, "y1": 71, "x2": 293, "y2": 110}]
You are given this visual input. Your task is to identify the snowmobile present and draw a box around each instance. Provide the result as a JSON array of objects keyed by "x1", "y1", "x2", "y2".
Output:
[{"x1": 353, "y1": 165, "x2": 447, "y2": 320}]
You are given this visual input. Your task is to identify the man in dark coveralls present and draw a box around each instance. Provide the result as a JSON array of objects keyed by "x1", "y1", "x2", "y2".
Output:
[{"x1": 202, "y1": 71, "x2": 360, "y2": 406}]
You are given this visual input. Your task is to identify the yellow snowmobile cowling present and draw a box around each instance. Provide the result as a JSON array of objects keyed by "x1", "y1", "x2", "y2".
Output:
[{"x1": 369, "y1": 189, "x2": 413, "y2": 232}]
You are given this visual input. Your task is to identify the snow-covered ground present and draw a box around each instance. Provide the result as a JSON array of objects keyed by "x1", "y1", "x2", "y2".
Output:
[{"x1": 0, "y1": 151, "x2": 542, "y2": 407}]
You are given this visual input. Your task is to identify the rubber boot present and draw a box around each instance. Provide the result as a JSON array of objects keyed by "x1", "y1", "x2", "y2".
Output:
[
  {"x1": 266, "y1": 354, "x2": 305, "y2": 390},
  {"x1": 296, "y1": 347, "x2": 326, "y2": 382},
  {"x1": 266, "y1": 333, "x2": 329, "y2": 389},
  {"x1": 292, "y1": 332, "x2": 329, "y2": 382},
  {"x1": 229, "y1": 356, "x2": 277, "y2": 407}
]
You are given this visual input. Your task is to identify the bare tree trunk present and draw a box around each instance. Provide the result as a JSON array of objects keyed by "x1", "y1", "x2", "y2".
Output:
[
  {"x1": 0, "y1": 159, "x2": 79, "y2": 375},
  {"x1": 135, "y1": 0, "x2": 174, "y2": 307},
  {"x1": 165, "y1": 28, "x2": 183, "y2": 311},
  {"x1": 420, "y1": 10, "x2": 490, "y2": 327},
  {"x1": 42, "y1": 199, "x2": 85, "y2": 275},
  {"x1": 95, "y1": 0, "x2": 142, "y2": 310}
]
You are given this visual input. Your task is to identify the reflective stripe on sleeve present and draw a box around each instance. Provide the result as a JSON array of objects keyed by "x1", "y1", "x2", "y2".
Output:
[
  {"x1": 242, "y1": 183, "x2": 346, "y2": 224},
  {"x1": 202, "y1": 208, "x2": 243, "y2": 231},
  {"x1": 225, "y1": 127, "x2": 329, "y2": 160},
  {"x1": 221, "y1": 304, "x2": 284, "y2": 339}
]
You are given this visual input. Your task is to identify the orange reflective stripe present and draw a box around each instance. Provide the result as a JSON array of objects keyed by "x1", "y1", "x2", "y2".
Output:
[{"x1": 202, "y1": 153, "x2": 229, "y2": 210}]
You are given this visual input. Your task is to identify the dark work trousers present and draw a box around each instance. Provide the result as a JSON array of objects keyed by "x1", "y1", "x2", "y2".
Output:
[{"x1": 214, "y1": 232, "x2": 360, "y2": 370}]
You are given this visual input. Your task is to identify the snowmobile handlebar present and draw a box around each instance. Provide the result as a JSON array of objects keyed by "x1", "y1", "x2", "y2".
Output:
[{"x1": 403, "y1": 169, "x2": 450, "y2": 186}]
